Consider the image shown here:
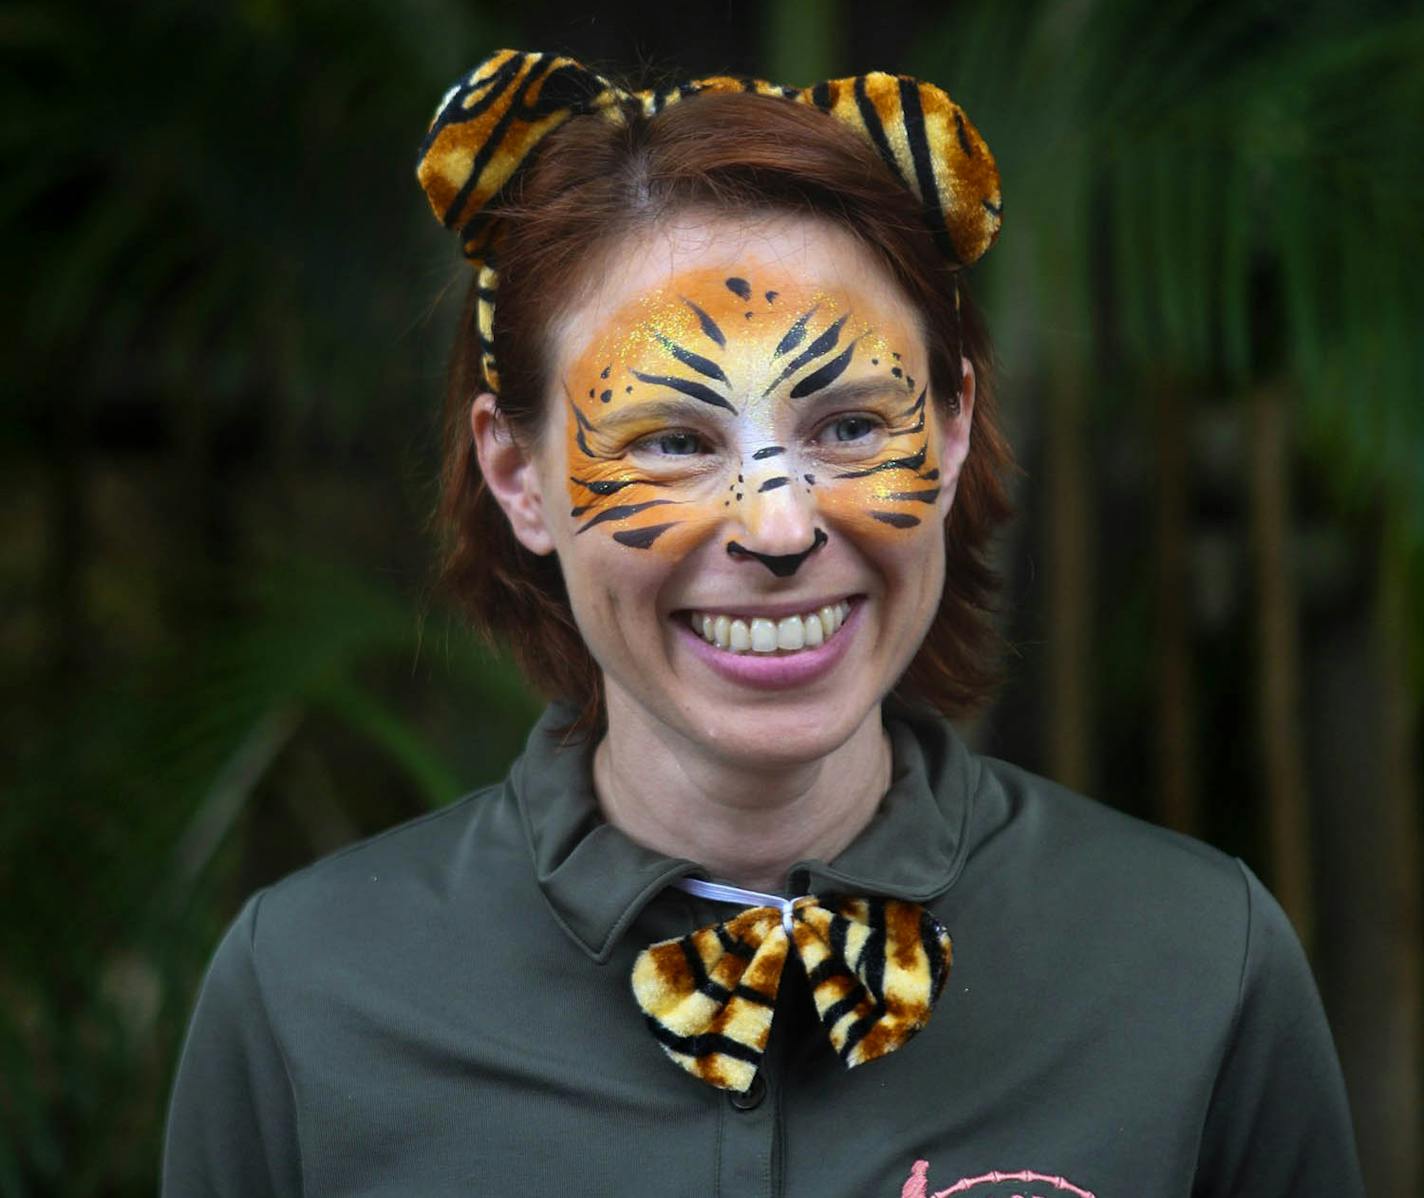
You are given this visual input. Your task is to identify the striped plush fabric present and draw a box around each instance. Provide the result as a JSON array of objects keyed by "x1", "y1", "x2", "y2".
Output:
[
  {"x1": 414, "y1": 49, "x2": 1002, "y2": 393},
  {"x1": 631, "y1": 895, "x2": 952, "y2": 1093}
]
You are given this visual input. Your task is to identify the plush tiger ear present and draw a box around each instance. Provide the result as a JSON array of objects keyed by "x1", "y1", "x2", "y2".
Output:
[
  {"x1": 415, "y1": 50, "x2": 627, "y2": 262},
  {"x1": 629, "y1": 72, "x2": 1001, "y2": 267},
  {"x1": 795, "y1": 74, "x2": 1002, "y2": 268},
  {"x1": 416, "y1": 50, "x2": 629, "y2": 390}
]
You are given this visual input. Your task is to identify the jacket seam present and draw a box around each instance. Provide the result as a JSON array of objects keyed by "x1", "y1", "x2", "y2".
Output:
[
  {"x1": 1189, "y1": 857, "x2": 1255, "y2": 1182},
  {"x1": 261, "y1": 786, "x2": 498, "y2": 897},
  {"x1": 249, "y1": 887, "x2": 308, "y2": 1195}
]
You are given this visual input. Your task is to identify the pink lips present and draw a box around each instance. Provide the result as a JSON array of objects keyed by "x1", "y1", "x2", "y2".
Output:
[{"x1": 673, "y1": 599, "x2": 863, "y2": 690}]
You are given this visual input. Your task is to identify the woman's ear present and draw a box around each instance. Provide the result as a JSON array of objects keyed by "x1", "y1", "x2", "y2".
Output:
[
  {"x1": 936, "y1": 358, "x2": 976, "y2": 520},
  {"x1": 469, "y1": 393, "x2": 557, "y2": 556}
]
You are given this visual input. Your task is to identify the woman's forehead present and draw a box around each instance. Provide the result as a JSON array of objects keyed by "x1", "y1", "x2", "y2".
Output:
[{"x1": 550, "y1": 212, "x2": 923, "y2": 377}]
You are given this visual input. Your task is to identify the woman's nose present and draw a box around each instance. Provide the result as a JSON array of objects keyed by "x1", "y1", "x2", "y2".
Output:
[{"x1": 726, "y1": 465, "x2": 827, "y2": 576}]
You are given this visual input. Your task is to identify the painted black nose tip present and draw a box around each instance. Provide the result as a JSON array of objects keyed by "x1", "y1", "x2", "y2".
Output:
[{"x1": 725, "y1": 528, "x2": 829, "y2": 578}]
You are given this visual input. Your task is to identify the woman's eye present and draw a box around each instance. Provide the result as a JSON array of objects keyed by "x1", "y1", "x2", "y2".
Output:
[
  {"x1": 641, "y1": 431, "x2": 704, "y2": 456},
  {"x1": 822, "y1": 415, "x2": 879, "y2": 444}
]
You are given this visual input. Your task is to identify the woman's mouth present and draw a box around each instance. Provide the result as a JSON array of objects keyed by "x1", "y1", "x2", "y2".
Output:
[
  {"x1": 686, "y1": 600, "x2": 852, "y2": 656},
  {"x1": 671, "y1": 597, "x2": 864, "y2": 692}
]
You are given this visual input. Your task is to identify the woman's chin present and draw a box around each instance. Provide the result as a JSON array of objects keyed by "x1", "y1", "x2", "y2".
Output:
[{"x1": 669, "y1": 692, "x2": 878, "y2": 770}]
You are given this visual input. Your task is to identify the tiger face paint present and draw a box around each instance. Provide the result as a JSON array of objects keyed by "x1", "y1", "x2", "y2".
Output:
[
  {"x1": 526, "y1": 213, "x2": 970, "y2": 768},
  {"x1": 560, "y1": 266, "x2": 941, "y2": 562}
]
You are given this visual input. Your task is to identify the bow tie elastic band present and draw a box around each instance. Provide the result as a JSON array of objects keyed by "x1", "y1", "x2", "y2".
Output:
[{"x1": 631, "y1": 877, "x2": 952, "y2": 1093}]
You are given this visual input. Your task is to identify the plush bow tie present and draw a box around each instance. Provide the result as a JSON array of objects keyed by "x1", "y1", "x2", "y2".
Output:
[{"x1": 631, "y1": 878, "x2": 952, "y2": 1093}]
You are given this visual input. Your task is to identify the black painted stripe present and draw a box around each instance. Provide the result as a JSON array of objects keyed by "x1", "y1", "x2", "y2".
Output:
[
  {"x1": 773, "y1": 306, "x2": 817, "y2": 358},
  {"x1": 570, "y1": 400, "x2": 597, "y2": 458},
  {"x1": 758, "y1": 477, "x2": 791, "y2": 493},
  {"x1": 613, "y1": 522, "x2": 676, "y2": 549},
  {"x1": 789, "y1": 341, "x2": 857, "y2": 399},
  {"x1": 810, "y1": 80, "x2": 832, "y2": 111},
  {"x1": 832, "y1": 442, "x2": 928, "y2": 478},
  {"x1": 884, "y1": 488, "x2": 941, "y2": 503},
  {"x1": 765, "y1": 315, "x2": 847, "y2": 394},
  {"x1": 576, "y1": 498, "x2": 678, "y2": 534},
  {"x1": 751, "y1": 446, "x2": 785, "y2": 460},
  {"x1": 654, "y1": 333, "x2": 729, "y2": 384},
  {"x1": 919, "y1": 468, "x2": 941, "y2": 481},
  {"x1": 568, "y1": 475, "x2": 656, "y2": 496},
  {"x1": 631, "y1": 371, "x2": 737, "y2": 413},
  {"x1": 871, "y1": 511, "x2": 921, "y2": 528},
  {"x1": 683, "y1": 298, "x2": 726, "y2": 347},
  {"x1": 896, "y1": 387, "x2": 927, "y2": 421}
]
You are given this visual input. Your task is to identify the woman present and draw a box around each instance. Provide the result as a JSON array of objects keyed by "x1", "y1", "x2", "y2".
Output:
[{"x1": 163, "y1": 52, "x2": 1363, "y2": 1197}]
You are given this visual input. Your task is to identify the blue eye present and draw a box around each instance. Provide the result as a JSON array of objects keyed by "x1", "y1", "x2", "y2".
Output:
[
  {"x1": 648, "y1": 431, "x2": 703, "y2": 456},
  {"x1": 830, "y1": 415, "x2": 876, "y2": 442}
]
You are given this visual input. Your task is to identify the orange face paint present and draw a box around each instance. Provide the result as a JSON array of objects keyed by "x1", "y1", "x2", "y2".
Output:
[{"x1": 561, "y1": 265, "x2": 941, "y2": 557}]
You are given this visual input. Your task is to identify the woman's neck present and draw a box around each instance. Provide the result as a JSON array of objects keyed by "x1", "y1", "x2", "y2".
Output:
[{"x1": 592, "y1": 687, "x2": 892, "y2": 893}]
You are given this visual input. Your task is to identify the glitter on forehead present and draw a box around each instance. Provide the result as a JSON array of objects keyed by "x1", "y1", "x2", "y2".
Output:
[{"x1": 604, "y1": 289, "x2": 830, "y2": 360}]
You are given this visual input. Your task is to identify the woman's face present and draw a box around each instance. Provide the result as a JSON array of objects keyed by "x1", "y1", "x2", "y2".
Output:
[{"x1": 510, "y1": 211, "x2": 972, "y2": 766}]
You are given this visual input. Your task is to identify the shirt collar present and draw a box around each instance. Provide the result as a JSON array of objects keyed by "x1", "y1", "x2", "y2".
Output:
[{"x1": 509, "y1": 697, "x2": 982, "y2": 963}]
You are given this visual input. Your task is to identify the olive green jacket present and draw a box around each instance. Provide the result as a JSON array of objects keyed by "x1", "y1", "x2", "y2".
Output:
[{"x1": 163, "y1": 700, "x2": 1363, "y2": 1197}]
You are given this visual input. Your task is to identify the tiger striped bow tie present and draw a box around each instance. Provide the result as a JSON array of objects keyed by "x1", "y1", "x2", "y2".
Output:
[{"x1": 631, "y1": 878, "x2": 952, "y2": 1093}]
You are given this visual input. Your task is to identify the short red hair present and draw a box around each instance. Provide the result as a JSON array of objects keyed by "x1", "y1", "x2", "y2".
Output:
[{"x1": 432, "y1": 92, "x2": 1018, "y2": 737}]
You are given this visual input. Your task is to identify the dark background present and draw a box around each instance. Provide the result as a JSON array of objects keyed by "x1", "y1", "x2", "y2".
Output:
[{"x1": 4, "y1": 0, "x2": 1421, "y2": 1192}]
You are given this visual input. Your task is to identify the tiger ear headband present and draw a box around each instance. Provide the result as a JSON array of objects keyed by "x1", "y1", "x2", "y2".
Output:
[{"x1": 414, "y1": 49, "x2": 1003, "y2": 395}]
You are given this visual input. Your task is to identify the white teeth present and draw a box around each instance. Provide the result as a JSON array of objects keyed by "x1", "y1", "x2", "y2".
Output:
[{"x1": 688, "y1": 600, "x2": 852, "y2": 655}]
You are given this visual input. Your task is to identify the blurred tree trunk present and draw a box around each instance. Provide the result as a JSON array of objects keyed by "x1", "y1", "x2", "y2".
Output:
[
  {"x1": 1154, "y1": 375, "x2": 1197, "y2": 832},
  {"x1": 1247, "y1": 385, "x2": 1312, "y2": 949},
  {"x1": 1374, "y1": 521, "x2": 1421, "y2": 1194},
  {"x1": 1310, "y1": 513, "x2": 1421, "y2": 1198}
]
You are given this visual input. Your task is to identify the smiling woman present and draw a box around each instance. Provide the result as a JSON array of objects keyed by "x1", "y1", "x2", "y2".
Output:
[
  {"x1": 162, "y1": 50, "x2": 1364, "y2": 1198},
  {"x1": 436, "y1": 70, "x2": 1014, "y2": 748}
]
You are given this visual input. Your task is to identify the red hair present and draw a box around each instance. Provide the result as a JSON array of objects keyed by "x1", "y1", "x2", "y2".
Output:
[{"x1": 432, "y1": 92, "x2": 1018, "y2": 737}]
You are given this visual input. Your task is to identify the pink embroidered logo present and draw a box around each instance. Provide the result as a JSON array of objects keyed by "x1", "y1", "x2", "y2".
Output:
[{"x1": 900, "y1": 1160, "x2": 1097, "y2": 1198}]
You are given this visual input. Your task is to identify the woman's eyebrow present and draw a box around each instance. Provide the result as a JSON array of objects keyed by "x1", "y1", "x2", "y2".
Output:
[{"x1": 588, "y1": 398, "x2": 734, "y2": 432}]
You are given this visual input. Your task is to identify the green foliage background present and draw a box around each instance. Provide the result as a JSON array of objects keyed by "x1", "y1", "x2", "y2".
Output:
[{"x1": 3, "y1": 0, "x2": 1420, "y2": 1193}]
